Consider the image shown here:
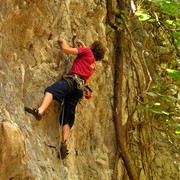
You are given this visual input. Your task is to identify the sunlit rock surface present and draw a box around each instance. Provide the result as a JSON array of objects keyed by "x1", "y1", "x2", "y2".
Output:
[{"x1": 0, "y1": 0, "x2": 179, "y2": 180}]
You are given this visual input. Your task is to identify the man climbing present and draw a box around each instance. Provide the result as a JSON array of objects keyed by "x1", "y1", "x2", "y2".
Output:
[{"x1": 25, "y1": 37, "x2": 105, "y2": 159}]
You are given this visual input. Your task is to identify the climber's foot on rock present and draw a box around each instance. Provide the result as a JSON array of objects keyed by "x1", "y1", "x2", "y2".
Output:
[{"x1": 24, "y1": 107, "x2": 42, "y2": 121}]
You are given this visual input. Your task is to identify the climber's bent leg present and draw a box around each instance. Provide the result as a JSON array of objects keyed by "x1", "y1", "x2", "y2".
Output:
[
  {"x1": 38, "y1": 79, "x2": 70, "y2": 115},
  {"x1": 38, "y1": 92, "x2": 53, "y2": 115}
]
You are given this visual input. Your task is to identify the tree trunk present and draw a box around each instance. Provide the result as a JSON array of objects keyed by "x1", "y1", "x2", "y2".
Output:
[{"x1": 113, "y1": 30, "x2": 139, "y2": 180}]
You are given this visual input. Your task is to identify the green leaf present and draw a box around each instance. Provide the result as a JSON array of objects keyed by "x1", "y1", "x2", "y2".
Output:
[
  {"x1": 161, "y1": 120, "x2": 180, "y2": 128},
  {"x1": 114, "y1": 8, "x2": 119, "y2": 14},
  {"x1": 135, "y1": 10, "x2": 151, "y2": 21},
  {"x1": 166, "y1": 20, "x2": 180, "y2": 27},
  {"x1": 151, "y1": 109, "x2": 163, "y2": 114},
  {"x1": 167, "y1": 69, "x2": 180, "y2": 80},
  {"x1": 175, "y1": 130, "x2": 180, "y2": 134},
  {"x1": 165, "y1": 20, "x2": 174, "y2": 25},
  {"x1": 162, "y1": 111, "x2": 170, "y2": 115},
  {"x1": 175, "y1": 40, "x2": 180, "y2": 45},
  {"x1": 148, "y1": 18, "x2": 156, "y2": 23},
  {"x1": 173, "y1": 32, "x2": 180, "y2": 45},
  {"x1": 173, "y1": 21, "x2": 180, "y2": 28},
  {"x1": 151, "y1": 84, "x2": 159, "y2": 89},
  {"x1": 136, "y1": 105, "x2": 147, "y2": 110},
  {"x1": 169, "y1": 122, "x2": 180, "y2": 128},
  {"x1": 154, "y1": 102, "x2": 161, "y2": 106},
  {"x1": 145, "y1": 91, "x2": 158, "y2": 97},
  {"x1": 150, "y1": 109, "x2": 170, "y2": 115},
  {"x1": 160, "y1": 94, "x2": 179, "y2": 102},
  {"x1": 116, "y1": 18, "x2": 122, "y2": 24},
  {"x1": 161, "y1": 3, "x2": 180, "y2": 16}
]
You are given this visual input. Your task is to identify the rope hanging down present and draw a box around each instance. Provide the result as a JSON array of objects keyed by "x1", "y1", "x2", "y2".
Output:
[
  {"x1": 58, "y1": 34, "x2": 77, "y2": 180},
  {"x1": 58, "y1": 104, "x2": 66, "y2": 180}
]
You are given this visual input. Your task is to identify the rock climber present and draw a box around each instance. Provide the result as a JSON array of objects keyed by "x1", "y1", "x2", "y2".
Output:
[{"x1": 24, "y1": 37, "x2": 105, "y2": 159}]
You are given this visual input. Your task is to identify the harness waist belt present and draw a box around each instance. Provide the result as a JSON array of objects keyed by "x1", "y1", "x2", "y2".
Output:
[
  {"x1": 63, "y1": 74, "x2": 84, "y2": 90},
  {"x1": 69, "y1": 73, "x2": 84, "y2": 81}
]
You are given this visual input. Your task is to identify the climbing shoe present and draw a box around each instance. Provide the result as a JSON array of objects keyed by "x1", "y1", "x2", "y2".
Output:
[
  {"x1": 24, "y1": 107, "x2": 42, "y2": 121},
  {"x1": 58, "y1": 141, "x2": 69, "y2": 160}
]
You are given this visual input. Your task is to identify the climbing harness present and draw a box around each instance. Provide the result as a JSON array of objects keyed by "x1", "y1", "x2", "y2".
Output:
[
  {"x1": 63, "y1": 73, "x2": 84, "y2": 91},
  {"x1": 63, "y1": 74, "x2": 93, "y2": 100}
]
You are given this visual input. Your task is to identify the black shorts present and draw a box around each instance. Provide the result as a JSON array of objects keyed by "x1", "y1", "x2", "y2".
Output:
[{"x1": 44, "y1": 77, "x2": 83, "y2": 128}]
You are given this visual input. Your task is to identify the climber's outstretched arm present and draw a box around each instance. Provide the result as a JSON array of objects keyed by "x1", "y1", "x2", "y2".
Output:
[
  {"x1": 76, "y1": 39, "x2": 86, "y2": 47},
  {"x1": 58, "y1": 37, "x2": 78, "y2": 55}
]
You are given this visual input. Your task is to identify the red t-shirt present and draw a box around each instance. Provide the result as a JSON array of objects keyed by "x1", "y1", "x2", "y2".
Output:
[{"x1": 69, "y1": 47, "x2": 96, "y2": 83}]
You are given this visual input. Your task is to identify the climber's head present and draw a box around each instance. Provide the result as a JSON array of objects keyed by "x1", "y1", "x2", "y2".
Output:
[{"x1": 91, "y1": 41, "x2": 105, "y2": 61}]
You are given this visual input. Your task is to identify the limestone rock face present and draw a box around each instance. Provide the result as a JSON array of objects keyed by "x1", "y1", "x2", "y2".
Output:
[
  {"x1": 1, "y1": 1, "x2": 179, "y2": 180},
  {"x1": 0, "y1": 121, "x2": 27, "y2": 179},
  {"x1": 0, "y1": 0, "x2": 114, "y2": 179}
]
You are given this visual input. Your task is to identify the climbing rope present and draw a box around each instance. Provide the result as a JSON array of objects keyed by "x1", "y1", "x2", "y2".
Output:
[
  {"x1": 58, "y1": 103, "x2": 66, "y2": 180},
  {"x1": 57, "y1": 34, "x2": 77, "y2": 179}
]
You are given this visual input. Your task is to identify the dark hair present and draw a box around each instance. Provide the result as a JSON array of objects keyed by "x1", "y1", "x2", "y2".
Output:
[{"x1": 91, "y1": 41, "x2": 105, "y2": 61}]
